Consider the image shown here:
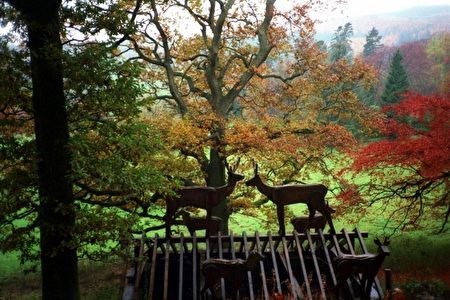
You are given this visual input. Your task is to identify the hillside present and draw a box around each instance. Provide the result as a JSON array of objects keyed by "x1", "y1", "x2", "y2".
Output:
[{"x1": 315, "y1": 5, "x2": 450, "y2": 52}]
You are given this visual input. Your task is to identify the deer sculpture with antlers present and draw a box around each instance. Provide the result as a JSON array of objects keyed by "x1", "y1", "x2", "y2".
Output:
[
  {"x1": 245, "y1": 163, "x2": 336, "y2": 235},
  {"x1": 164, "y1": 160, "x2": 244, "y2": 237},
  {"x1": 333, "y1": 237, "x2": 391, "y2": 299},
  {"x1": 201, "y1": 251, "x2": 264, "y2": 300}
]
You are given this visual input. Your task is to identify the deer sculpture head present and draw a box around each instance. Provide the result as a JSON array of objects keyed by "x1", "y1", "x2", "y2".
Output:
[
  {"x1": 244, "y1": 162, "x2": 261, "y2": 187},
  {"x1": 374, "y1": 236, "x2": 391, "y2": 256},
  {"x1": 164, "y1": 158, "x2": 244, "y2": 237},
  {"x1": 224, "y1": 158, "x2": 245, "y2": 186}
]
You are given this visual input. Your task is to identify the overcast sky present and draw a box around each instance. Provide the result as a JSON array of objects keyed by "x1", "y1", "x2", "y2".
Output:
[{"x1": 329, "y1": 0, "x2": 450, "y2": 18}]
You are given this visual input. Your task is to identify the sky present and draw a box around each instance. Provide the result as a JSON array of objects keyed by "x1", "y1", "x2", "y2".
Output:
[
  {"x1": 276, "y1": 0, "x2": 450, "y2": 23},
  {"x1": 337, "y1": 0, "x2": 450, "y2": 18}
]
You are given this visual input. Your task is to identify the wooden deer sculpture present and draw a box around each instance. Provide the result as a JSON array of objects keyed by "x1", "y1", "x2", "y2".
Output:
[
  {"x1": 245, "y1": 163, "x2": 335, "y2": 235},
  {"x1": 333, "y1": 237, "x2": 391, "y2": 299},
  {"x1": 164, "y1": 161, "x2": 244, "y2": 237},
  {"x1": 201, "y1": 251, "x2": 264, "y2": 300},
  {"x1": 291, "y1": 214, "x2": 327, "y2": 233},
  {"x1": 179, "y1": 210, "x2": 222, "y2": 236}
]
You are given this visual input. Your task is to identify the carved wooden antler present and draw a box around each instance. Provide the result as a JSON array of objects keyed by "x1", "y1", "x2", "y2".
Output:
[
  {"x1": 245, "y1": 163, "x2": 335, "y2": 235},
  {"x1": 333, "y1": 237, "x2": 391, "y2": 299},
  {"x1": 164, "y1": 160, "x2": 244, "y2": 237},
  {"x1": 224, "y1": 157, "x2": 241, "y2": 173},
  {"x1": 214, "y1": 160, "x2": 245, "y2": 209},
  {"x1": 179, "y1": 210, "x2": 222, "y2": 236},
  {"x1": 201, "y1": 251, "x2": 264, "y2": 300}
]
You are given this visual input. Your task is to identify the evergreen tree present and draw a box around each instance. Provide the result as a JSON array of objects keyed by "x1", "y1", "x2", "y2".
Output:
[
  {"x1": 329, "y1": 22, "x2": 354, "y2": 63},
  {"x1": 381, "y1": 49, "x2": 409, "y2": 105},
  {"x1": 315, "y1": 40, "x2": 327, "y2": 52},
  {"x1": 363, "y1": 27, "x2": 382, "y2": 57}
]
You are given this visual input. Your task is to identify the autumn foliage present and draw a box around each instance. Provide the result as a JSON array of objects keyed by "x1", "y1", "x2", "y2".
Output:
[
  {"x1": 344, "y1": 93, "x2": 450, "y2": 232},
  {"x1": 353, "y1": 93, "x2": 450, "y2": 179}
]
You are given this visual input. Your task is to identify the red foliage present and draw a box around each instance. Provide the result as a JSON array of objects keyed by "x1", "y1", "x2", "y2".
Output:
[{"x1": 353, "y1": 93, "x2": 450, "y2": 179}]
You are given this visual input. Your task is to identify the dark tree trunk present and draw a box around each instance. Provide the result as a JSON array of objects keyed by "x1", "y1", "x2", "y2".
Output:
[
  {"x1": 207, "y1": 148, "x2": 228, "y2": 234},
  {"x1": 31, "y1": 22, "x2": 80, "y2": 300},
  {"x1": 29, "y1": 14, "x2": 80, "y2": 300},
  {"x1": 4, "y1": 0, "x2": 80, "y2": 298}
]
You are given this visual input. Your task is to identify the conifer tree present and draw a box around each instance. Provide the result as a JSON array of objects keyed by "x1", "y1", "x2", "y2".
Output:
[
  {"x1": 329, "y1": 22, "x2": 354, "y2": 63},
  {"x1": 381, "y1": 49, "x2": 409, "y2": 105},
  {"x1": 363, "y1": 27, "x2": 382, "y2": 57}
]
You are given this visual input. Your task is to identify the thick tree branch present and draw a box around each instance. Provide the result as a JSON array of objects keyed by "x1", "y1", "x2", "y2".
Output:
[
  {"x1": 204, "y1": 0, "x2": 235, "y2": 112},
  {"x1": 223, "y1": 0, "x2": 275, "y2": 110},
  {"x1": 149, "y1": 0, "x2": 188, "y2": 115},
  {"x1": 255, "y1": 70, "x2": 308, "y2": 85},
  {"x1": 173, "y1": 70, "x2": 211, "y2": 100}
]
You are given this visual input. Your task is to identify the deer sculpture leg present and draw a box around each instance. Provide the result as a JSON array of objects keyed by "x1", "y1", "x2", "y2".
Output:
[
  {"x1": 201, "y1": 271, "x2": 217, "y2": 300},
  {"x1": 276, "y1": 205, "x2": 286, "y2": 235},
  {"x1": 325, "y1": 212, "x2": 336, "y2": 234},
  {"x1": 230, "y1": 282, "x2": 239, "y2": 300},
  {"x1": 206, "y1": 208, "x2": 212, "y2": 237},
  {"x1": 362, "y1": 270, "x2": 378, "y2": 299},
  {"x1": 363, "y1": 275, "x2": 373, "y2": 299},
  {"x1": 307, "y1": 204, "x2": 316, "y2": 229}
]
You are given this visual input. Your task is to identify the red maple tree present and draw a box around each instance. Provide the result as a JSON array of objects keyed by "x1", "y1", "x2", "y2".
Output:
[{"x1": 342, "y1": 93, "x2": 449, "y2": 233}]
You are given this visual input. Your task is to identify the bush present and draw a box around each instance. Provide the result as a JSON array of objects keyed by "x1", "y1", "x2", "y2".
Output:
[{"x1": 400, "y1": 279, "x2": 448, "y2": 299}]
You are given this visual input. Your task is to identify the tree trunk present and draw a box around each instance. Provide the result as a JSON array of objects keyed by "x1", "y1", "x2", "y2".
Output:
[
  {"x1": 22, "y1": 2, "x2": 80, "y2": 299},
  {"x1": 207, "y1": 148, "x2": 228, "y2": 234}
]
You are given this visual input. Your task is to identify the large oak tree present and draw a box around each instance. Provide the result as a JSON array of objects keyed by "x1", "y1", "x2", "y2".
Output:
[{"x1": 128, "y1": 0, "x2": 380, "y2": 232}]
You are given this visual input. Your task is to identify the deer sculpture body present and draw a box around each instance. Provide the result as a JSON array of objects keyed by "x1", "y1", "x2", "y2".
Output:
[
  {"x1": 291, "y1": 214, "x2": 327, "y2": 233},
  {"x1": 201, "y1": 251, "x2": 264, "y2": 300},
  {"x1": 245, "y1": 163, "x2": 335, "y2": 235},
  {"x1": 164, "y1": 164, "x2": 244, "y2": 237},
  {"x1": 333, "y1": 237, "x2": 391, "y2": 299},
  {"x1": 179, "y1": 210, "x2": 222, "y2": 236}
]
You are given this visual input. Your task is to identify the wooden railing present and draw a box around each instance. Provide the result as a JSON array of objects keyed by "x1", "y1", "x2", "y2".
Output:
[{"x1": 121, "y1": 229, "x2": 391, "y2": 300}]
